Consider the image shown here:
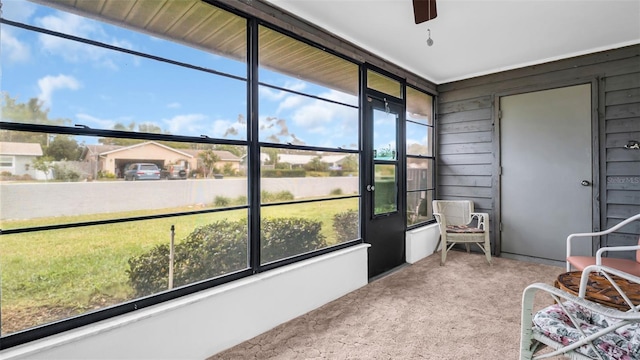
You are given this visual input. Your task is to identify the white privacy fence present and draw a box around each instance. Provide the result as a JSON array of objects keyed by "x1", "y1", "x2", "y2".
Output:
[{"x1": 0, "y1": 177, "x2": 359, "y2": 220}]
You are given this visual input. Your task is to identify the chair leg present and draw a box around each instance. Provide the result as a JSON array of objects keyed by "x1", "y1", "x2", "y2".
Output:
[
  {"x1": 440, "y1": 241, "x2": 447, "y2": 266},
  {"x1": 484, "y1": 234, "x2": 491, "y2": 266},
  {"x1": 485, "y1": 247, "x2": 492, "y2": 266}
]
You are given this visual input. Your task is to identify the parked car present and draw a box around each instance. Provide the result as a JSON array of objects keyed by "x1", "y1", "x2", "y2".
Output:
[
  {"x1": 161, "y1": 165, "x2": 188, "y2": 180},
  {"x1": 123, "y1": 163, "x2": 161, "y2": 181}
]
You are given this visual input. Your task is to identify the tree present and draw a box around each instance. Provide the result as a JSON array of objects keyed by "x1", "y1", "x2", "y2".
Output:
[
  {"x1": 213, "y1": 144, "x2": 245, "y2": 158},
  {"x1": 45, "y1": 135, "x2": 82, "y2": 161},
  {"x1": 0, "y1": 93, "x2": 71, "y2": 146},
  {"x1": 305, "y1": 156, "x2": 329, "y2": 172},
  {"x1": 98, "y1": 122, "x2": 171, "y2": 146},
  {"x1": 1, "y1": 93, "x2": 69, "y2": 126},
  {"x1": 340, "y1": 155, "x2": 358, "y2": 172},
  {"x1": 222, "y1": 163, "x2": 235, "y2": 176},
  {"x1": 138, "y1": 123, "x2": 164, "y2": 134},
  {"x1": 264, "y1": 148, "x2": 280, "y2": 167},
  {"x1": 198, "y1": 150, "x2": 220, "y2": 178},
  {"x1": 32, "y1": 156, "x2": 54, "y2": 180},
  {"x1": 407, "y1": 143, "x2": 429, "y2": 156}
]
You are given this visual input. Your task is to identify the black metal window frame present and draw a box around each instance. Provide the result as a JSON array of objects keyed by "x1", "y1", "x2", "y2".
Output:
[
  {"x1": 406, "y1": 85, "x2": 437, "y2": 230},
  {"x1": 0, "y1": 1, "x2": 436, "y2": 350}
]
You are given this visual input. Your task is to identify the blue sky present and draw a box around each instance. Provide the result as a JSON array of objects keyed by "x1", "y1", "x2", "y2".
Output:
[{"x1": 1, "y1": 0, "x2": 371, "y2": 149}]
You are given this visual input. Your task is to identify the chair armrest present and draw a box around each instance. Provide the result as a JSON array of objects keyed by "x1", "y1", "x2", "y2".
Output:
[
  {"x1": 595, "y1": 245, "x2": 640, "y2": 264},
  {"x1": 433, "y1": 212, "x2": 447, "y2": 231},
  {"x1": 566, "y1": 214, "x2": 640, "y2": 271},
  {"x1": 470, "y1": 212, "x2": 489, "y2": 230}
]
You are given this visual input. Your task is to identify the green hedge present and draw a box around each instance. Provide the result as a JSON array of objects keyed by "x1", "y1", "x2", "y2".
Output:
[
  {"x1": 333, "y1": 210, "x2": 359, "y2": 242},
  {"x1": 262, "y1": 169, "x2": 306, "y2": 178},
  {"x1": 127, "y1": 217, "x2": 326, "y2": 297},
  {"x1": 127, "y1": 219, "x2": 248, "y2": 297},
  {"x1": 261, "y1": 217, "x2": 326, "y2": 263}
]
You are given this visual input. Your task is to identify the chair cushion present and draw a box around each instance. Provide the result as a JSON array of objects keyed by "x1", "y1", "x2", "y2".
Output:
[
  {"x1": 533, "y1": 302, "x2": 640, "y2": 359},
  {"x1": 567, "y1": 256, "x2": 640, "y2": 278},
  {"x1": 445, "y1": 225, "x2": 484, "y2": 233}
]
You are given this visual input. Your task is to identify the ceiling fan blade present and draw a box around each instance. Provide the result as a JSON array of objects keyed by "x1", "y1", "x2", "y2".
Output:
[{"x1": 413, "y1": 0, "x2": 438, "y2": 24}]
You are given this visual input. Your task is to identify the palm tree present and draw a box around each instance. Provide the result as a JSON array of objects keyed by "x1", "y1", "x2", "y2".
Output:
[{"x1": 198, "y1": 150, "x2": 220, "y2": 178}]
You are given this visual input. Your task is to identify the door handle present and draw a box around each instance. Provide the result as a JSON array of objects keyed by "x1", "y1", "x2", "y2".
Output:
[
  {"x1": 581, "y1": 180, "x2": 591, "y2": 186},
  {"x1": 366, "y1": 185, "x2": 375, "y2": 192}
]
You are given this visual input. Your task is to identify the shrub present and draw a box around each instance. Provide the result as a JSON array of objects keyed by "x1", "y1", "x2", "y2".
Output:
[
  {"x1": 274, "y1": 162, "x2": 291, "y2": 170},
  {"x1": 53, "y1": 165, "x2": 81, "y2": 182},
  {"x1": 190, "y1": 168, "x2": 205, "y2": 178},
  {"x1": 222, "y1": 163, "x2": 236, "y2": 176},
  {"x1": 233, "y1": 195, "x2": 248, "y2": 205},
  {"x1": 261, "y1": 169, "x2": 306, "y2": 178},
  {"x1": 261, "y1": 217, "x2": 326, "y2": 263},
  {"x1": 127, "y1": 217, "x2": 326, "y2": 296},
  {"x1": 127, "y1": 219, "x2": 248, "y2": 297},
  {"x1": 333, "y1": 210, "x2": 359, "y2": 243},
  {"x1": 274, "y1": 191, "x2": 294, "y2": 201},
  {"x1": 329, "y1": 188, "x2": 343, "y2": 196},
  {"x1": 213, "y1": 196, "x2": 230, "y2": 207},
  {"x1": 97, "y1": 170, "x2": 116, "y2": 179},
  {"x1": 261, "y1": 190, "x2": 294, "y2": 203}
]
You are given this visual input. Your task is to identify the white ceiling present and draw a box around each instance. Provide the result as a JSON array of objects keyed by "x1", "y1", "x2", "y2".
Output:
[{"x1": 264, "y1": 0, "x2": 640, "y2": 84}]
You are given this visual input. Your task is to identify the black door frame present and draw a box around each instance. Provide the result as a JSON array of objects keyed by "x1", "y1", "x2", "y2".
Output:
[{"x1": 362, "y1": 88, "x2": 407, "y2": 279}]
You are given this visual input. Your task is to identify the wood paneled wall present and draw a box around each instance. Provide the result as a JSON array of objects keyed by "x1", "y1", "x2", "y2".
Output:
[{"x1": 436, "y1": 44, "x2": 640, "y2": 255}]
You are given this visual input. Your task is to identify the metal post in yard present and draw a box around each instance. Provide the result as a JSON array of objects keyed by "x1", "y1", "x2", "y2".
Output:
[{"x1": 168, "y1": 224, "x2": 175, "y2": 290}]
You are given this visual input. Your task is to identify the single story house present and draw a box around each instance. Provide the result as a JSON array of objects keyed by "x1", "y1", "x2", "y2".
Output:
[
  {"x1": 82, "y1": 142, "x2": 241, "y2": 178},
  {"x1": 0, "y1": 141, "x2": 45, "y2": 180}
]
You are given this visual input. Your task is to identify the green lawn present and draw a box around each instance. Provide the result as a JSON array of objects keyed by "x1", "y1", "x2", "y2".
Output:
[{"x1": 0, "y1": 197, "x2": 358, "y2": 333}]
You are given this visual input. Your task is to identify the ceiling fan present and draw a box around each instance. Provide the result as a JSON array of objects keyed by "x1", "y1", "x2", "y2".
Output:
[{"x1": 413, "y1": 0, "x2": 438, "y2": 24}]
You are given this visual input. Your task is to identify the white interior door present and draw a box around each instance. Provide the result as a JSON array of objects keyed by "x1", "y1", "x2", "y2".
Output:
[{"x1": 500, "y1": 84, "x2": 592, "y2": 262}]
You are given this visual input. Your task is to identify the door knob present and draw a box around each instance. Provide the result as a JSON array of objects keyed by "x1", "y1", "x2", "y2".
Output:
[
  {"x1": 581, "y1": 180, "x2": 591, "y2": 186},
  {"x1": 366, "y1": 185, "x2": 375, "y2": 192}
]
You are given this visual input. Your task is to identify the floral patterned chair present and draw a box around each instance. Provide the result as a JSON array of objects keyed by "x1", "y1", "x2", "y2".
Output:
[{"x1": 520, "y1": 265, "x2": 640, "y2": 359}]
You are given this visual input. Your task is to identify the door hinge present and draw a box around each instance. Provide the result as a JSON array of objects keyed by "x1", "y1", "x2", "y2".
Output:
[
  {"x1": 499, "y1": 222, "x2": 503, "y2": 232},
  {"x1": 498, "y1": 166, "x2": 503, "y2": 175},
  {"x1": 498, "y1": 110, "x2": 502, "y2": 119}
]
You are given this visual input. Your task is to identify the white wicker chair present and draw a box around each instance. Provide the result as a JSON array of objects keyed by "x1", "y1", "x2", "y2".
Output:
[
  {"x1": 520, "y1": 265, "x2": 640, "y2": 359},
  {"x1": 432, "y1": 200, "x2": 491, "y2": 266}
]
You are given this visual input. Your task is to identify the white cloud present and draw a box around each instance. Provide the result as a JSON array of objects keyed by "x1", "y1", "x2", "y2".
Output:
[
  {"x1": 37, "y1": 12, "x2": 104, "y2": 62},
  {"x1": 277, "y1": 95, "x2": 304, "y2": 113},
  {"x1": 37, "y1": 74, "x2": 81, "y2": 107},
  {"x1": 75, "y1": 113, "x2": 116, "y2": 129},
  {"x1": 167, "y1": 102, "x2": 182, "y2": 109},
  {"x1": 318, "y1": 89, "x2": 358, "y2": 106},
  {"x1": 291, "y1": 92, "x2": 358, "y2": 135},
  {"x1": 260, "y1": 87, "x2": 287, "y2": 101},
  {"x1": 0, "y1": 29, "x2": 31, "y2": 64},
  {"x1": 284, "y1": 81, "x2": 307, "y2": 92},
  {"x1": 162, "y1": 114, "x2": 208, "y2": 135},
  {"x1": 260, "y1": 81, "x2": 308, "y2": 101},
  {"x1": 2, "y1": 1, "x2": 37, "y2": 22},
  {"x1": 292, "y1": 104, "x2": 333, "y2": 135},
  {"x1": 35, "y1": 12, "x2": 133, "y2": 69},
  {"x1": 212, "y1": 118, "x2": 247, "y2": 139}
]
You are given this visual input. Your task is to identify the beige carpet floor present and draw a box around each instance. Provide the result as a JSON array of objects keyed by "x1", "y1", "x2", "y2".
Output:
[{"x1": 208, "y1": 250, "x2": 565, "y2": 360}]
